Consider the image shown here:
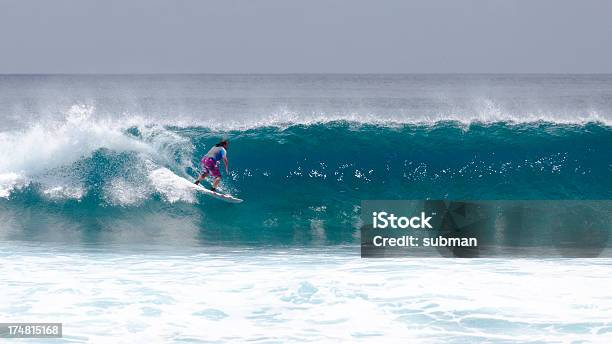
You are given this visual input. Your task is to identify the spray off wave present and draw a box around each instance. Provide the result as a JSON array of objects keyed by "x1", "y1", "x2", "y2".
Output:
[{"x1": 0, "y1": 105, "x2": 188, "y2": 203}]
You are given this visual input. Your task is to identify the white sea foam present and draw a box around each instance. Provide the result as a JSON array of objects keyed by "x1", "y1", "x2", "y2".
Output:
[
  {"x1": 0, "y1": 172, "x2": 27, "y2": 198},
  {"x1": 0, "y1": 105, "x2": 194, "y2": 200},
  {"x1": 1, "y1": 244, "x2": 611, "y2": 343},
  {"x1": 103, "y1": 177, "x2": 151, "y2": 206},
  {"x1": 42, "y1": 185, "x2": 85, "y2": 200},
  {"x1": 0, "y1": 105, "x2": 152, "y2": 174},
  {"x1": 148, "y1": 167, "x2": 197, "y2": 204}
]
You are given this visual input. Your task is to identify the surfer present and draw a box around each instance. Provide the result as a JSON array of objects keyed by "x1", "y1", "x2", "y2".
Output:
[{"x1": 194, "y1": 140, "x2": 229, "y2": 192}]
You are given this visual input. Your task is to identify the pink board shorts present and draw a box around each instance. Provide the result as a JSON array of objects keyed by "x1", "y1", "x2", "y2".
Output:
[{"x1": 200, "y1": 157, "x2": 221, "y2": 178}]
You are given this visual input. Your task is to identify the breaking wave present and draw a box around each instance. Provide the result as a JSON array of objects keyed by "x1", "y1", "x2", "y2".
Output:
[{"x1": 0, "y1": 104, "x2": 609, "y2": 245}]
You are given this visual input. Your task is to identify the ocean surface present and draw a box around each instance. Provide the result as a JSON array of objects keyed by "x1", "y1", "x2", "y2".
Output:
[
  {"x1": 1, "y1": 74, "x2": 611, "y2": 342},
  {"x1": 2, "y1": 242, "x2": 612, "y2": 343}
]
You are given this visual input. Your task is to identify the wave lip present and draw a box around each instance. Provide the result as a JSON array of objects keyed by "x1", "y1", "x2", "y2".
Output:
[{"x1": 157, "y1": 110, "x2": 612, "y2": 131}]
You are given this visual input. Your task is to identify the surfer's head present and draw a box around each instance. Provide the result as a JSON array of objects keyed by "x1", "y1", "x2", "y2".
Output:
[{"x1": 215, "y1": 140, "x2": 229, "y2": 149}]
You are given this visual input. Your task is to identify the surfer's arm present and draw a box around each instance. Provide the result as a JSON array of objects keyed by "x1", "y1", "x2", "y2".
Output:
[{"x1": 223, "y1": 156, "x2": 229, "y2": 173}]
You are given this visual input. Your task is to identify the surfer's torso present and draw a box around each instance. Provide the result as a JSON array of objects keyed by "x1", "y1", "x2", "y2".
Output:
[{"x1": 205, "y1": 146, "x2": 226, "y2": 162}]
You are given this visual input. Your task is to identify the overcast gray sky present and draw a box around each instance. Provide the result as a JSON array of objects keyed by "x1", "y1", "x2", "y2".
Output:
[{"x1": 1, "y1": 0, "x2": 611, "y2": 73}]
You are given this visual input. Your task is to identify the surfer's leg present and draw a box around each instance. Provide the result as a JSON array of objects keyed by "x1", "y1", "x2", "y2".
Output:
[
  {"x1": 207, "y1": 161, "x2": 222, "y2": 191},
  {"x1": 211, "y1": 177, "x2": 221, "y2": 191},
  {"x1": 194, "y1": 172, "x2": 208, "y2": 185}
]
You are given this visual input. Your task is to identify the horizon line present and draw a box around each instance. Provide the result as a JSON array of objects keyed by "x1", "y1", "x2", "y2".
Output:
[{"x1": 2, "y1": 72, "x2": 612, "y2": 76}]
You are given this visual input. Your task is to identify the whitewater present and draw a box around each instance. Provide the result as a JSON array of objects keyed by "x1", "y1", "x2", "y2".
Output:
[{"x1": 1, "y1": 74, "x2": 611, "y2": 342}]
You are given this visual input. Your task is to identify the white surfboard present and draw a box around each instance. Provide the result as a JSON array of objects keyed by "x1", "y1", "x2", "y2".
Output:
[
  {"x1": 193, "y1": 182, "x2": 243, "y2": 203},
  {"x1": 149, "y1": 167, "x2": 243, "y2": 204}
]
